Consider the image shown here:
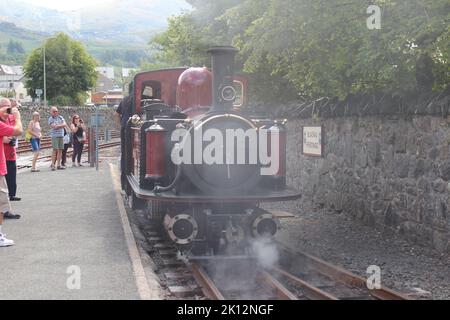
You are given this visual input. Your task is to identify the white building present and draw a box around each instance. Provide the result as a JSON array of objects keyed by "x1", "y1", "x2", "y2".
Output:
[
  {"x1": 122, "y1": 68, "x2": 137, "y2": 78},
  {"x1": 96, "y1": 67, "x2": 115, "y2": 80},
  {"x1": 0, "y1": 65, "x2": 32, "y2": 103}
]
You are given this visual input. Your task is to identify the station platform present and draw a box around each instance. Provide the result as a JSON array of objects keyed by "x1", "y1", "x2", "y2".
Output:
[{"x1": 0, "y1": 152, "x2": 157, "y2": 300}]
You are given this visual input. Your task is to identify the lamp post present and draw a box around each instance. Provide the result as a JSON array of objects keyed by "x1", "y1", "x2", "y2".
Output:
[{"x1": 43, "y1": 42, "x2": 47, "y2": 107}]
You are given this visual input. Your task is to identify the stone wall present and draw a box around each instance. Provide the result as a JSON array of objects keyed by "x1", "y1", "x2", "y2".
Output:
[{"x1": 270, "y1": 91, "x2": 450, "y2": 253}]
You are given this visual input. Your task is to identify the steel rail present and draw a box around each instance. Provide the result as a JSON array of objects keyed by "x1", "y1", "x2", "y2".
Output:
[
  {"x1": 258, "y1": 270, "x2": 298, "y2": 300},
  {"x1": 278, "y1": 244, "x2": 411, "y2": 300},
  {"x1": 189, "y1": 263, "x2": 225, "y2": 300},
  {"x1": 272, "y1": 267, "x2": 338, "y2": 300},
  {"x1": 17, "y1": 141, "x2": 121, "y2": 169}
]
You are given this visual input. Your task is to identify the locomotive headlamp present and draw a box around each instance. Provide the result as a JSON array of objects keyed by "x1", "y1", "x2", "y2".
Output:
[{"x1": 220, "y1": 85, "x2": 237, "y2": 102}]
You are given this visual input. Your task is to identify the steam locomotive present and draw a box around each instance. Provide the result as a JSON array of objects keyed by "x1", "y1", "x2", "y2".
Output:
[{"x1": 123, "y1": 46, "x2": 301, "y2": 257}]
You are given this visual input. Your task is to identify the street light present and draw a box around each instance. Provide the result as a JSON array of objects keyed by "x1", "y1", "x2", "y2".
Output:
[{"x1": 43, "y1": 42, "x2": 47, "y2": 107}]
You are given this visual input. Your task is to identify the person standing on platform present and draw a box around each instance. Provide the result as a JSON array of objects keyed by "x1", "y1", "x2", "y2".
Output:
[
  {"x1": 70, "y1": 114, "x2": 86, "y2": 167},
  {"x1": 114, "y1": 83, "x2": 133, "y2": 190},
  {"x1": 48, "y1": 106, "x2": 67, "y2": 171},
  {"x1": 61, "y1": 125, "x2": 72, "y2": 168},
  {"x1": 0, "y1": 97, "x2": 23, "y2": 247},
  {"x1": 2, "y1": 99, "x2": 21, "y2": 207},
  {"x1": 28, "y1": 112, "x2": 42, "y2": 172}
]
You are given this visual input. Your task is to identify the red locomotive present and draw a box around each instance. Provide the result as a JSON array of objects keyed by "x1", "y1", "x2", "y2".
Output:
[{"x1": 124, "y1": 46, "x2": 301, "y2": 257}]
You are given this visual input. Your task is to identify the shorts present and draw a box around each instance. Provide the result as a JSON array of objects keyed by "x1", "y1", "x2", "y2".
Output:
[
  {"x1": 52, "y1": 137, "x2": 64, "y2": 150},
  {"x1": 30, "y1": 138, "x2": 40, "y2": 152},
  {"x1": 0, "y1": 176, "x2": 11, "y2": 213}
]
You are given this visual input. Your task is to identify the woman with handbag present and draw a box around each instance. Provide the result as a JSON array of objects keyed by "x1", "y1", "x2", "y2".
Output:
[
  {"x1": 70, "y1": 114, "x2": 86, "y2": 167},
  {"x1": 61, "y1": 125, "x2": 71, "y2": 168},
  {"x1": 28, "y1": 112, "x2": 42, "y2": 172}
]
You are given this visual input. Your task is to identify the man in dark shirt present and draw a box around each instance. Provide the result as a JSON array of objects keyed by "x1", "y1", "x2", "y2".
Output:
[{"x1": 115, "y1": 83, "x2": 133, "y2": 190}]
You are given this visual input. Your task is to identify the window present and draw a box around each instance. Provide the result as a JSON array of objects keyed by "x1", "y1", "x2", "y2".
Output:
[
  {"x1": 142, "y1": 86, "x2": 154, "y2": 97},
  {"x1": 141, "y1": 80, "x2": 162, "y2": 100}
]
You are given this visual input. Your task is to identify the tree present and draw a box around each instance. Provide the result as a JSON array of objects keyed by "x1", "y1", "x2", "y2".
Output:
[
  {"x1": 151, "y1": 13, "x2": 211, "y2": 67},
  {"x1": 7, "y1": 40, "x2": 25, "y2": 54},
  {"x1": 24, "y1": 33, "x2": 98, "y2": 105},
  {"x1": 151, "y1": 0, "x2": 449, "y2": 102}
]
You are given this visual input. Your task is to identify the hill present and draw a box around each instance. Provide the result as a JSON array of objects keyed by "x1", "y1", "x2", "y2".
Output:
[
  {"x1": 0, "y1": 0, "x2": 191, "y2": 44},
  {"x1": 0, "y1": 0, "x2": 191, "y2": 66}
]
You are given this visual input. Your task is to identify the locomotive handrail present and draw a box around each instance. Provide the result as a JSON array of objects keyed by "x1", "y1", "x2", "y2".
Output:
[{"x1": 153, "y1": 163, "x2": 182, "y2": 193}]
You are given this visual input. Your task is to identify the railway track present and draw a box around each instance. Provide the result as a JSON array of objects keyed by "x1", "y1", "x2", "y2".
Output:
[
  {"x1": 141, "y1": 223, "x2": 411, "y2": 300},
  {"x1": 16, "y1": 131, "x2": 120, "y2": 154},
  {"x1": 17, "y1": 141, "x2": 121, "y2": 170}
]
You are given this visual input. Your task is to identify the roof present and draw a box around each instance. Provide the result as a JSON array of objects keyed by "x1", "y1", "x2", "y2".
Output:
[
  {"x1": 105, "y1": 94, "x2": 123, "y2": 99},
  {"x1": 11, "y1": 66, "x2": 23, "y2": 76},
  {"x1": 0, "y1": 65, "x2": 23, "y2": 76},
  {"x1": 0, "y1": 65, "x2": 15, "y2": 75}
]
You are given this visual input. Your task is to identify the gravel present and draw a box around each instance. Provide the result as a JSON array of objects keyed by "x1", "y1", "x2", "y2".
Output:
[{"x1": 265, "y1": 201, "x2": 450, "y2": 300}]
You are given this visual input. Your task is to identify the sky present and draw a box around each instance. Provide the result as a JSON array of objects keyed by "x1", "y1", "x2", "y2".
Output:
[{"x1": 20, "y1": 0, "x2": 111, "y2": 11}]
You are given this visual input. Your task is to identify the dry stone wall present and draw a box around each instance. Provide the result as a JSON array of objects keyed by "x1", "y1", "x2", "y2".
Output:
[
  {"x1": 259, "y1": 90, "x2": 450, "y2": 252},
  {"x1": 18, "y1": 106, "x2": 117, "y2": 136}
]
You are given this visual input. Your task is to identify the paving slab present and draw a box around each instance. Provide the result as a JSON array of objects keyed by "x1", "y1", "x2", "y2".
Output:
[{"x1": 0, "y1": 158, "x2": 141, "y2": 300}]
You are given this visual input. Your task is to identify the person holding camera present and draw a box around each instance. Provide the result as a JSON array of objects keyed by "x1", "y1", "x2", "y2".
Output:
[
  {"x1": 0, "y1": 97, "x2": 24, "y2": 247},
  {"x1": 70, "y1": 114, "x2": 86, "y2": 167},
  {"x1": 3, "y1": 99, "x2": 21, "y2": 205}
]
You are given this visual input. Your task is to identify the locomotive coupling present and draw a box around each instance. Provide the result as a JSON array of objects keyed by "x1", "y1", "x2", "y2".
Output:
[{"x1": 250, "y1": 213, "x2": 280, "y2": 238}]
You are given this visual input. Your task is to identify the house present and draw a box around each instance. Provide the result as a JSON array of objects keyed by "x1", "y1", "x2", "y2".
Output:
[
  {"x1": 91, "y1": 88, "x2": 123, "y2": 106},
  {"x1": 0, "y1": 65, "x2": 32, "y2": 103},
  {"x1": 96, "y1": 67, "x2": 115, "y2": 80},
  {"x1": 0, "y1": 65, "x2": 14, "y2": 75},
  {"x1": 94, "y1": 73, "x2": 115, "y2": 93},
  {"x1": 122, "y1": 68, "x2": 137, "y2": 78}
]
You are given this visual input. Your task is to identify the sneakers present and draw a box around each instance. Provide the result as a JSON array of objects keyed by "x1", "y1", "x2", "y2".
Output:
[
  {"x1": 3, "y1": 211, "x2": 21, "y2": 219},
  {"x1": 0, "y1": 233, "x2": 14, "y2": 247}
]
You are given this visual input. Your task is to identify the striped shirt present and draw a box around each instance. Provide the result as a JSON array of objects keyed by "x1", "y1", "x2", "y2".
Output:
[{"x1": 48, "y1": 115, "x2": 66, "y2": 138}]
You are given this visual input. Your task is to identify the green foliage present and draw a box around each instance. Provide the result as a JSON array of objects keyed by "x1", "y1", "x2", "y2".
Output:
[
  {"x1": 151, "y1": 0, "x2": 449, "y2": 102},
  {"x1": 0, "y1": 52, "x2": 26, "y2": 65},
  {"x1": 0, "y1": 91, "x2": 15, "y2": 98},
  {"x1": 6, "y1": 39, "x2": 25, "y2": 54},
  {"x1": 24, "y1": 33, "x2": 98, "y2": 105},
  {"x1": 98, "y1": 49, "x2": 150, "y2": 67},
  {"x1": 151, "y1": 13, "x2": 211, "y2": 67}
]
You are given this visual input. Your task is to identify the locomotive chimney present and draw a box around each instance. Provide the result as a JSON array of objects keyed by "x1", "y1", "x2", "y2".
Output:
[{"x1": 208, "y1": 46, "x2": 238, "y2": 112}]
